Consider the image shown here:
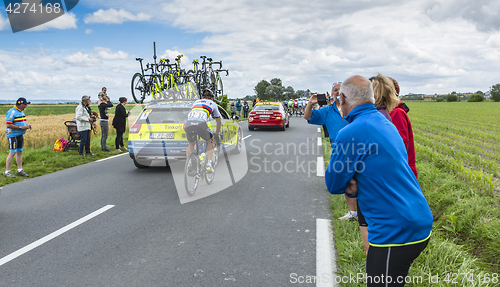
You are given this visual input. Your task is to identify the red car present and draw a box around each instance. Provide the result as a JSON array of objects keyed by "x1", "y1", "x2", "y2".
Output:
[{"x1": 248, "y1": 102, "x2": 290, "y2": 131}]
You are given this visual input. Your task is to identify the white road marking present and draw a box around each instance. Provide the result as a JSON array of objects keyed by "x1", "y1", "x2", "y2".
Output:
[
  {"x1": 317, "y1": 157, "x2": 325, "y2": 177},
  {"x1": 316, "y1": 218, "x2": 338, "y2": 287},
  {"x1": 243, "y1": 135, "x2": 252, "y2": 140},
  {"x1": 95, "y1": 153, "x2": 128, "y2": 162},
  {"x1": 317, "y1": 127, "x2": 321, "y2": 133},
  {"x1": 317, "y1": 137, "x2": 322, "y2": 146},
  {"x1": 0, "y1": 205, "x2": 115, "y2": 267}
]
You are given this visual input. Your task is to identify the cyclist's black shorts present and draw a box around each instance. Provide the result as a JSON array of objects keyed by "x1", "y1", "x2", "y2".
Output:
[
  {"x1": 8, "y1": 135, "x2": 24, "y2": 152},
  {"x1": 184, "y1": 120, "x2": 213, "y2": 143}
]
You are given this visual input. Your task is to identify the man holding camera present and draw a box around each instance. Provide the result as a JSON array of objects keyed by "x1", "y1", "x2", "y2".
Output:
[
  {"x1": 304, "y1": 82, "x2": 358, "y2": 220},
  {"x1": 75, "y1": 95, "x2": 96, "y2": 156}
]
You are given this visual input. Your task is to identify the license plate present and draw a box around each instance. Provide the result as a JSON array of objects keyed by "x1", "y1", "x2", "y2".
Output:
[
  {"x1": 150, "y1": 133, "x2": 175, "y2": 139},
  {"x1": 259, "y1": 115, "x2": 270, "y2": 118}
]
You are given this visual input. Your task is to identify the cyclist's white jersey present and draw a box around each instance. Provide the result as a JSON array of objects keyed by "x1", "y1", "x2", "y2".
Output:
[{"x1": 188, "y1": 99, "x2": 221, "y2": 122}]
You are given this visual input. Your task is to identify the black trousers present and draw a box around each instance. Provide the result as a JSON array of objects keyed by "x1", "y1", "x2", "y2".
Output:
[
  {"x1": 365, "y1": 238, "x2": 429, "y2": 286},
  {"x1": 115, "y1": 130, "x2": 124, "y2": 149}
]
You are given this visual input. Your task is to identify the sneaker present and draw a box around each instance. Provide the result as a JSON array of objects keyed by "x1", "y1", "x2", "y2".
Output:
[
  {"x1": 338, "y1": 211, "x2": 357, "y2": 220},
  {"x1": 16, "y1": 170, "x2": 29, "y2": 177},
  {"x1": 4, "y1": 171, "x2": 15, "y2": 178},
  {"x1": 103, "y1": 149, "x2": 111, "y2": 153},
  {"x1": 205, "y1": 162, "x2": 214, "y2": 173}
]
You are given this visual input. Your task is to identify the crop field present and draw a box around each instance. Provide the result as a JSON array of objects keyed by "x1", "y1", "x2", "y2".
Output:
[
  {"x1": 329, "y1": 101, "x2": 500, "y2": 286},
  {"x1": 410, "y1": 101, "x2": 500, "y2": 192}
]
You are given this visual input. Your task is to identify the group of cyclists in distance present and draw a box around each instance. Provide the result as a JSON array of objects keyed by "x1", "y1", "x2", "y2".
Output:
[{"x1": 283, "y1": 98, "x2": 309, "y2": 116}]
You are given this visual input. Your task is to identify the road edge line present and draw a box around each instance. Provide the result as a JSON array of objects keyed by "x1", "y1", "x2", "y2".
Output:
[
  {"x1": 316, "y1": 218, "x2": 338, "y2": 287},
  {"x1": 0, "y1": 205, "x2": 115, "y2": 267}
]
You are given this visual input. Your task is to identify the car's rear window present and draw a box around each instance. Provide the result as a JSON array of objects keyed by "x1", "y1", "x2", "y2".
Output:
[
  {"x1": 253, "y1": 105, "x2": 279, "y2": 111},
  {"x1": 136, "y1": 108, "x2": 190, "y2": 124}
]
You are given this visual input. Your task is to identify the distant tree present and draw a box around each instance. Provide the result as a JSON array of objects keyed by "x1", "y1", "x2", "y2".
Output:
[
  {"x1": 283, "y1": 86, "x2": 295, "y2": 100},
  {"x1": 254, "y1": 80, "x2": 270, "y2": 100},
  {"x1": 446, "y1": 94, "x2": 458, "y2": 102},
  {"x1": 265, "y1": 85, "x2": 283, "y2": 101},
  {"x1": 451, "y1": 91, "x2": 457, "y2": 94},
  {"x1": 468, "y1": 94, "x2": 485, "y2": 102},
  {"x1": 270, "y1": 78, "x2": 283, "y2": 87},
  {"x1": 295, "y1": 89, "x2": 307, "y2": 98},
  {"x1": 476, "y1": 90, "x2": 484, "y2": 95},
  {"x1": 490, "y1": 84, "x2": 500, "y2": 102},
  {"x1": 436, "y1": 98, "x2": 445, "y2": 102}
]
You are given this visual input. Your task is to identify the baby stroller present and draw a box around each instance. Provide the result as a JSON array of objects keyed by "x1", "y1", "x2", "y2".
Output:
[{"x1": 64, "y1": 119, "x2": 80, "y2": 151}]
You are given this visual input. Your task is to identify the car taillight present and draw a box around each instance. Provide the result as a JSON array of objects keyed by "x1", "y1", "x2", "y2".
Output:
[
  {"x1": 274, "y1": 112, "x2": 281, "y2": 119},
  {"x1": 129, "y1": 124, "x2": 141, "y2": 134}
]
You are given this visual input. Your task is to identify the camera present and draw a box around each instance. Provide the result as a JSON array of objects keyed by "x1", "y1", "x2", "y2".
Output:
[{"x1": 317, "y1": 94, "x2": 328, "y2": 107}]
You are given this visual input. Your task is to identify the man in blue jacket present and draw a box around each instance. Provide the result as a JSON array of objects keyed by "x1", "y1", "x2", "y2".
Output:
[
  {"x1": 326, "y1": 75, "x2": 433, "y2": 286},
  {"x1": 304, "y1": 83, "x2": 356, "y2": 221}
]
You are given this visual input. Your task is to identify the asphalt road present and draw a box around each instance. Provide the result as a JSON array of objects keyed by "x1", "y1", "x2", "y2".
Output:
[{"x1": 0, "y1": 116, "x2": 333, "y2": 286}]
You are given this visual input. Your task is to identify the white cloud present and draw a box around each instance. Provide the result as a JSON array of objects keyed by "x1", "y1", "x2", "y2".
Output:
[
  {"x1": 0, "y1": 13, "x2": 9, "y2": 30},
  {"x1": 93, "y1": 47, "x2": 129, "y2": 60},
  {"x1": 84, "y1": 8, "x2": 152, "y2": 24},
  {"x1": 86, "y1": 29, "x2": 93, "y2": 34},
  {"x1": 28, "y1": 12, "x2": 77, "y2": 31}
]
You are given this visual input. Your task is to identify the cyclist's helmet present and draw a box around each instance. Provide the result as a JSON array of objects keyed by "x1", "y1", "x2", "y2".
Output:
[{"x1": 202, "y1": 89, "x2": 214, "y2": 99}]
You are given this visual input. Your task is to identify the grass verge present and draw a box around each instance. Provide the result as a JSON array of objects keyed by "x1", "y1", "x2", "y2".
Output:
[{"x1": 0, "y1": 133, "x2": 129, "y2": 187}]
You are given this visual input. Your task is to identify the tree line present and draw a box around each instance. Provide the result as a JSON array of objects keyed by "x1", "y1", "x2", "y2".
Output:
[{"x1": 239, "y1": 78, "x2": 309, "y2": 101}]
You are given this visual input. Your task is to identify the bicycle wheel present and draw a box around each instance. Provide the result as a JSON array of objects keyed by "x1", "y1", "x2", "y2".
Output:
[
  {"x1": 215, "y1": 76, "x2": 223, "y2": 100},
  {"x1": 184, "y1": 153, "x2": 200, "y2": 196},
  {"x1": 205, "y1": 147, "x2": 218, "y2": 185},
  {"x1": 131, "y1": 73, "x2": 146, "y2": 103}
]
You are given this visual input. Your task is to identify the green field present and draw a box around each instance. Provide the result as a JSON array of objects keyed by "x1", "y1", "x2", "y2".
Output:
[{"x1": 328, "y1": 101, "x2": 500, "y2": 286}]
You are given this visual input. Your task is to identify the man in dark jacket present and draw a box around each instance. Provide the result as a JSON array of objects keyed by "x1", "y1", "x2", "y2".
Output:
[{"x1": 112, "y1": 97, "x2": 130, "y2": 152}]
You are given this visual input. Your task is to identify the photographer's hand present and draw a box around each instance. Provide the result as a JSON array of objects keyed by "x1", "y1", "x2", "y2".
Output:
[
  {"x1": 304, "y1": 94, "x2": 317, "y2": 121},
  {"x1": 345, "y1": 178, "x2": 358, "y2": 195}
]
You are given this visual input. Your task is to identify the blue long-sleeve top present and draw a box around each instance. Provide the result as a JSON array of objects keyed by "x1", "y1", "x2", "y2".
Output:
[
  {"x1": 326, "y1": 103, "x2": 432, "y2": 246},
  {"x1": 307, "y1": 105, "x2": 347, "y2": 143}
]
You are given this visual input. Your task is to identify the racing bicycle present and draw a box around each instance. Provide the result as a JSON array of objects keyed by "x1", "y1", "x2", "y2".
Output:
[{"x1": 184, "y1": 133, "x2": 220, "y2": 196}]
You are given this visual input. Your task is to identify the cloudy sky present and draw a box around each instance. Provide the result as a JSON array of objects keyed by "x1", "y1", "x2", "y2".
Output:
[{"x1": 0, "y1": 0, "x2": 499, "y2": 102}]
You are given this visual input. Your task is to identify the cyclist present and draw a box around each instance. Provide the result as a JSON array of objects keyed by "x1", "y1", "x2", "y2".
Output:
[
  {"x1": 184, "y1": 89, "x2": 222, "y2": 172},
  {"x1": 297, "y1": 99, "x2": 303, "y2": 116},
  {"x1": 293, "y1": 99, "x2": 298, "y2": 115}
]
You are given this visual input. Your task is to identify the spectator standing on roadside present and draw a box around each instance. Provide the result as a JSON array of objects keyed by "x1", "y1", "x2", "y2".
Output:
[
  {"x1": 388, "y1": 77, "x2": 418, "y2": 179},
  {"x1": 230, "y1": 102, "x2": 236, "y2": 118},
  {"x1": 326, "y1": 75, "x2": 432, "y2": 286},
  {"x1": 4, "y1": 97, "x2": 32, "y2": 177},
  {"x1": 98, "y1": 93, "x2": 113, "y2": 152},
  {"x1": 236, "y1": 99, "x2": 242, "y2": 118},
  {"x1": 243, "y1": 100, "x2": 249, "y2": 118},
  {"x1": 75, "y1": 95, "x2": 96, "y2": 156},
  {"x1": 112, "y1": 97, "x2": 130, "y2": 152},
  {"x1": 370, "y1": 74, "x2": 399, "y2": 122},
  {"x1": 304, "y1": 82, "x2": 357, "y2": 221}
]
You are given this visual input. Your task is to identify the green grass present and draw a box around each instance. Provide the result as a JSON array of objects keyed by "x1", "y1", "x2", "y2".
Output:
[{"x1": 0, "y1": 133, "x2": 129, "y2": 187}]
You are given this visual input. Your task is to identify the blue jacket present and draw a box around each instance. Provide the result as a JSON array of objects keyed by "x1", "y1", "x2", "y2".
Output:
[
  {"x1": 326, "y1": 103, "x2": 432, "y2": 246},
  {"x1": 308, "y1": 105, "x2": 347, "y2": 143}
]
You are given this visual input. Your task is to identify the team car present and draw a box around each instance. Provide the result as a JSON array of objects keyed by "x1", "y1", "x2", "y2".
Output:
[
  {"x1": 128, "y1": 100, "x2": 243, "y2": 168},
  {"x1": 248, "y1": 101, "x2": 290, "y2": 131}
]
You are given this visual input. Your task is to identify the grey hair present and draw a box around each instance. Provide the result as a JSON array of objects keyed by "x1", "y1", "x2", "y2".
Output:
[{"x1": 340, "y1": 76, "x2": 375, "y2": 107}]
